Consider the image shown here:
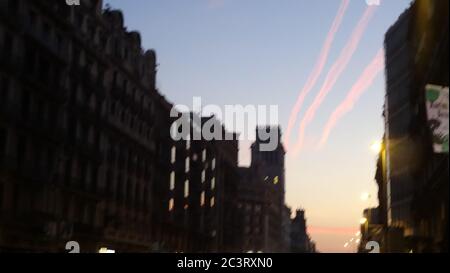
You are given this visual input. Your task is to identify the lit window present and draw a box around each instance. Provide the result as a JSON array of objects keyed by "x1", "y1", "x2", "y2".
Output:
[
  {"x1": 99, "y1": 247, "x2": 115, "y2": 253},
  {"x1": 170, "y1": 146, "x2": 176, "y2": 164},
  {"x1": 201, "y1": 170, "x2": 206, "y2": 183},
  {"x1": 200, "y1": 192, "x2": 205, "y2": 206},
  {"x1": 169, "y1": 198, "x2": 174, "y2": 212},
  {"x1": 264, "y1": 176, "x2": 269, "y2": 181},
  {"x1": 202, "y1": 149, "x2": 206, "y2": 162},
  {"x1": 211, "y1": 158, "x2": 216, "y2": 170},
  {"x1": 211, "y1": 177, "x2": 215, "y2": 190},
  {"x1": 273, "y1": 176, "x2": 279, "y2": 185},
  {"x1": 185, "y1": 157, "x2": 190, "y2": 173},
  {"x1": 184, "y1": 204, "x2": 189, "y2": 210},
  {"x1": 170, "y1": 171, "x2": 175, "y2": 190},
  {"x1": 184, "y1": 180, "x2": 189, "y2": 197},
  {"x1": 186, "y1": 139, "x2": 190, "y2": 150},
  {"x1": 210, "y1": 197, "x2": 215, "y2": 207}
]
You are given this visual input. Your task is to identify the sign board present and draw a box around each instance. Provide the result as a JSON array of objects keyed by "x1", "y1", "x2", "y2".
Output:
[{"x1": 425, "y1": 84, "x2": 449, "y2": 153}]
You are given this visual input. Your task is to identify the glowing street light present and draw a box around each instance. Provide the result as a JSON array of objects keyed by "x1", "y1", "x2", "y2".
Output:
[
  {"x1": 99, "y1": 247, "x2": 115, "y2": 253},
  {"x1": 359, "y1": 217, "x2": 368, "y2": 225},
  {"x1": 360, "y1": 192, "x2": 371, "y2": 201},
  {"x1": 370, "y1": 140, "x2": 383, "y2": 153}
]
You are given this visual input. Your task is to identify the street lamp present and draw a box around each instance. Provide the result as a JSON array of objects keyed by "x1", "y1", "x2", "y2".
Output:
[
  {"x1": 359, "y1": 217, "x2": 368, "y2": 225},
  {"x1": 360, "y1": 192, "x2": 371, "y2": 201},
  {"x1": 370, "y1": 140, "x2": 383, "y2": 154}
]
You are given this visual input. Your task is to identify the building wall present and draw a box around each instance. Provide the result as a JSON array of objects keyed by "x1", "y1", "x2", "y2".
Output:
[
  {"x1": 383, "y1": 0, "x2": 449, "y2": 252},
  {"x1": 150, "y1": 113, "x2": 240, "y2": 253},
  {"x1": 290, "y1": 209, "x2": 314, "y2": 253},
  {"x1": 0, "y1": 0, "x2": 163, "y2": 252},
  {"x1": 236, "y1": 126, "x2": 288, "y2": 253}
]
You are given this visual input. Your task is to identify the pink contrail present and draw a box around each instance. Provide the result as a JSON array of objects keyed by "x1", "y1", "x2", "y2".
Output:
[
  {"x1": 292, "y1": 5, "x2": 378, "y2": 156},
  {"x1": 284, "y1": 0, "x2": 350, "y2": 150},
  {"x1": 318, "y1": 49, "x2": 385, "y2": 148}
]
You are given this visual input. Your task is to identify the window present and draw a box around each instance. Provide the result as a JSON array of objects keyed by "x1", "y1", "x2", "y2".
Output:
[
  {"x1": 273, "y1": 176, "x2": 279, "y2": 185},
  {"x1": 201, "y1": 170, "x2": 205, "y2": 183},
  {"x1": 245, "y1": 226, "x2": 250, "y2": 235},
  {"x1": 168, "y1": 198, "x2": 174, "y2": 212},
  {"x1": 210, "y1": 197, "x2": 215, "y2": 208},
  {"x1": 211, "y1": 158, "x2": 216, "y2": 170},
  {"x1": 211, "y1": 177, "x2": 215, "y2": 190},
  {"x1": 202, "y1": 149, "x2": 206, "y2": 162},
  {"x1": 170, "y1": 171, "x2": 175, "y2": 190},
  {"x1": 170, "y1": 146, "x2": 176, "y2": 164},
  {"x1": 186, "y1": 139, "x2": 190, "y2": 150},
  {"x1": 200, "y1": 192, "x2": 205, "y2": 207},
  {"x1": 184, "y1": 180, "x2": 189, "y2": 198},
  {"x1": 185, "y1": 157, "x2": 190, "y2": 173}
]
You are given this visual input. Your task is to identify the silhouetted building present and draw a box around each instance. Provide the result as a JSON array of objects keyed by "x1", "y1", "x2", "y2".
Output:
[
  {"x1": 358, "y1": 208, "x2": 383, "y2": 253},
  {"x1": 290, "y1": 209, "x2": 314, "y2": 253},
  {"x1": 0, "y1": 0, "x2": 162, "y2": 252},
  {"x1": 281, "y1": 205, "x2": 292, "y2": 252},
  {"x1": 0, "y1": 0, "x2": 301, "y2": 254},
  {"x1": 236, "y1": 165, "x2": 267, "y2": 252},
  {"x1": 236, "y1": 127, "x2": 291, "y2": 253},
  {"x1": 149, "y1": 112, "x2": 241, "y2": 253},
  {"x1": 251, "y1": 127, "x2": 286, "y2": 252},
  {"x1": 383, "y1": 0, "x2": 448, "y2": 252}
]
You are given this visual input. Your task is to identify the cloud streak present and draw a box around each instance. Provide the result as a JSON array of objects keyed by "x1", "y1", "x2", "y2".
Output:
[
  {"x1": 291, "y1": 4, "x2": 378, "y2": 156},
  {"x1": 318, "y1": 49, "x2": 385, "y2": 148},
  {"x1": 285, "y1": 0, "x2": 350, "y2": 150}
]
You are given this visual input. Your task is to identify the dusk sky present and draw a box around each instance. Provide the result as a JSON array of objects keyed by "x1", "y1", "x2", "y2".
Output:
[{"x1": 104, "y1": 0, "x2": 412, "y2": 253}]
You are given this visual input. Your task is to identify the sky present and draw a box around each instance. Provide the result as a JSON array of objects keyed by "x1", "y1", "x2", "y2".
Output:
[{"x1": 104, "y1": 0, "x2": 412, "y2": 253}]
